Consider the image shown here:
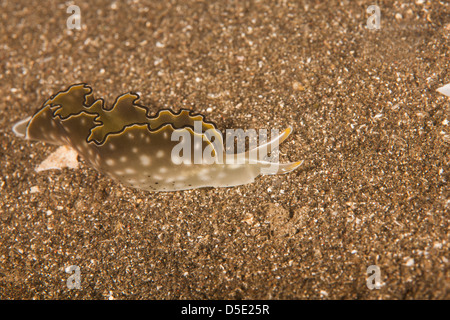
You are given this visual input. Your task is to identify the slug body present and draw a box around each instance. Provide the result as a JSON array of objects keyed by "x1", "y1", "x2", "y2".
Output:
[{"x1": 13, "y1": 84, "x2": 302, "y2": 191}]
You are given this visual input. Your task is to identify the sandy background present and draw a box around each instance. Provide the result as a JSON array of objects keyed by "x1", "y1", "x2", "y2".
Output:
[{"x1": 0, "y1": 0, "x2": 449, "y2": 299}]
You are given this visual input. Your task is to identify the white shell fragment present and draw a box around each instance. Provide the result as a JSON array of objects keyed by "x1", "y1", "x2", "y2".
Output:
[
  {"x1": 437, "y1": 83, "x2": 450, "y2": 97},
  {"x1": 13, "y1": 84, "x2": 302, "y2": 192},
  {"x1": 35, "y1": 145, "x2": 79, "y2": 172}
]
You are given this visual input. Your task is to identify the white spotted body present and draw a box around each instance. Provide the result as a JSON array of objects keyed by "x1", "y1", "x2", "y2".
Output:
[{"x1": 13, "y1": 84, "x2": 302, "y2": 192}]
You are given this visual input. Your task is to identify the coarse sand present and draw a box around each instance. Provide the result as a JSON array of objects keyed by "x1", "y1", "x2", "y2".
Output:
[{"x1": 0, "y1": 0, "x2": 448, "y2": 299}]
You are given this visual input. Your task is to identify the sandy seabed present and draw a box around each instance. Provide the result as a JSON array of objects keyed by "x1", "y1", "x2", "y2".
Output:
[{"x1": 0, "y1": 0, "x2": 448, "y2": 299}]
